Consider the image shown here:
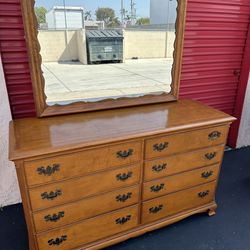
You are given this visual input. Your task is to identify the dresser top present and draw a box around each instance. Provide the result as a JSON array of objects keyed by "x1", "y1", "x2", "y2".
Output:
[{"x1": 9, "y1": 100, "x2": 235, "y2": 160}]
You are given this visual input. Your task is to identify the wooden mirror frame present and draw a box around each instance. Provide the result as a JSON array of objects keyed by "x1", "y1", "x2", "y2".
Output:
[{"x1": 21, "y1": 0, "x2": 187, "y2": 117}]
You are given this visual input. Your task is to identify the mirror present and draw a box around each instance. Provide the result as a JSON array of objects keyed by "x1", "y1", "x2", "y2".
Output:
[{"x1": 22, "y1": 0, "x2": 187, "y2": 116}]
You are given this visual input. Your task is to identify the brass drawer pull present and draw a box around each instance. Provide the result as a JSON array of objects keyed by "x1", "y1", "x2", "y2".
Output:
[
  {"x1": 152, "y1": 163, "x2": 167, "y2": 173},
  {"x1": 44, "y1": 211, "x2": 65, "y2": 222},
  {"x1": 149, "y1": 204, "x2": 163, "y2": 214},
  {"x1": 205, "y1": 152, "x2": 217, "y2": 160},
  {"x1": 116, "y1": 192, "x2": 132, "y2": 202},
  {"x1": 48, "y1": 235, "x2": 67, "y2": 246},
  {"x1": 208, "y1": 131, "x2": 221, "y2": 140},
  {"x1": 37, "y1": 164, "x2": 60, "y2": 176},
  {"x1": 150, "y1": 183, "x2": 165, "y2": 192},
  {"x1": 116, "y1": 172, "x2": 133, "y2": 181},
  {"x1": 153, "y1": 142, "x2": 169, "y2": 152},
  {"x1": 198, "y1": 190, "x2": 209, "y2": 198},
  {"x1": 116, "y1": 215, "x2": 131, "y2": 225},
  {"x1": 117, "y1": 149, "x2": 133, "y2": 159},
  {"x1": 41, "y1": 190, "x2": 62, "y2": 200},
  {"x1": 201, "y1": 171, "x2": 214, "y2": 179}
]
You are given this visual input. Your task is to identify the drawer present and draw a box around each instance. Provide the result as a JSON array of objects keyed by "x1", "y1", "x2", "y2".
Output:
[
  {"x1": 144, "y1": 145, "x2": 224, "y2": 181},
  {"x1": 33, "y1": 185, "x2": 140, "y2": 233},
  {"x1": 142, "y1": 182, "x2": 216, "y2": 224},
  {"x1": 29, "y1": 164, "x2": 140, "y2": 211},
  {"x1": 37, "y1": 205, "x2": 139, "y2": 250},
  {"x1": 24, "y1": 141, "x2": 142, "y2": 186},
  {"x1": 143, "y1": 164, "x2": 219, "y2": 200},
  {"x1": 145, "y1": 126, "x2": 228, "y2": 159}
]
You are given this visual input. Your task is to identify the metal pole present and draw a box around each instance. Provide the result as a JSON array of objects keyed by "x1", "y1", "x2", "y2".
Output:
[
  {"x1": 63, "y1": 0, "x2": 68, "y2": 51},
  {"x1": 121, "y1": 0, "x2": 124, "y2": 27}
]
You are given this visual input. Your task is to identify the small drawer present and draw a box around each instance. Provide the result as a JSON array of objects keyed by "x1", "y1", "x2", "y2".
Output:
[
  {"x1": 142, "y1": 182, "x2": 216, "y2": 224},
  {"x1": 145, "y1": 126, "x2": 228, "y2": 159},
  {"x1": 143, "y1": 165, "x2": 219, "y2": 200},
  {"x1": 37, "y1": 205, "x2": 139, "y2": 250},
  {"x1": 144, "y1": 145, "x2": 224, "y2": 181},
  {"x1": 33, "y1": 185, "x2": 140, "y2": 233},
  {"x1": 24, "y1": 141, "x2": 142, "y2": 186},
  {"x1": 29, "y1": 164, "x2": 140, "y2": 211}
]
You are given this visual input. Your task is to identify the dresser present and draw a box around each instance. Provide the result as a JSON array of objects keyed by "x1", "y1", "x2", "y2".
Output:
[{"x1": 9, "y1": 100, "x2": 235, "y2": 250}]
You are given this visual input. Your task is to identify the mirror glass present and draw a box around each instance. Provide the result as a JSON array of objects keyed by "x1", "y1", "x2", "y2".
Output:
[{"x1": 35, "y1": 0, "x2": 177, "y2": 105}]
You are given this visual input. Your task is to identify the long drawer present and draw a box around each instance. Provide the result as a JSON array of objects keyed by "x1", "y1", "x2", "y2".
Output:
[
  {"x1": 145, "y1": 126, "x2": 228, "y2": 159},
  {"x1": 37, "y1": 205, "x2": 139, "y2": 250},
  {"x1": 24, "y1": 141, "x2": 142, "y2": 186},
  {"x1": 33, "y1": 185, "x2": 140, "y2": 233},
  {"x1": 29, "y1": 164, "x2": 140, "y2": 211},
  {"x1": 143, "y1": 164, "x2": 219, "y2": 200},
  {"x1": 144, "y1": 145, "x2": 224, "y2": 181},
  {"x1": 142, "y1": 182, "x2": 216, "y2": 224}
]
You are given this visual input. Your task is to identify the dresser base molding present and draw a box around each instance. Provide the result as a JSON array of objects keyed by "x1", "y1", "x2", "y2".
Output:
[{"x1": 75, "y1": 202, "x2": 217, "y2": 250}]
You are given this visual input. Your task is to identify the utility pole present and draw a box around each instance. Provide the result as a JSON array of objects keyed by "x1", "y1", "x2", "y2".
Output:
[
  {"x1": 120, "y1": 0, "x2": 124, "y2": 27},
  {"x1": 130, "y1": 0, "x2": 136, "y2": 25}
]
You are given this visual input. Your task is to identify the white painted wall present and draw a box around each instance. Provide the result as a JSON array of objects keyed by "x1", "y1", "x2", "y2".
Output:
[
  {"x1": 0, "y1": 55, "x2": 21, "y2": 207},
  {"x1": 237, "y1": 73, "x2": 250, "y2": 148}
]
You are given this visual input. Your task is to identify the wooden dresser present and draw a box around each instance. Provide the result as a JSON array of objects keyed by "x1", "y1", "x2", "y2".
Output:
[{"x1": 9, "y1": 100, "x2": 235, "y2": 250}]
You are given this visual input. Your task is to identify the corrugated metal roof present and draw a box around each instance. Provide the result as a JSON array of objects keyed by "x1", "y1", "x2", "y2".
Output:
[{"x1": 86, "y1": 30, "x2": 123, "y2": 39}]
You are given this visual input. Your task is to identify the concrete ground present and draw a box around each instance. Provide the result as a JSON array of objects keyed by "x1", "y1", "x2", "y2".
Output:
[{"x1": 42, "y1": 58, "x2": 173, "y2": 105}]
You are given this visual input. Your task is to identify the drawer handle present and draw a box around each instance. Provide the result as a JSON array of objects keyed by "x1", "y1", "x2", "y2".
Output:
[
  {"x1": 152, "y1": 163, "x2": 167, "y2": 173},
  {"x1": 48, "y1": 235, "x2": 67, "y2": 246},
  {"x1": 44, "y1": 211, "x2": 65, "y2": 222},
  {"x1": 205, "y1": 152, "x2": 217, "y2": 160},
  {"x1": 116, "y1": 171, "x2": 133, "y2": 181},
  {"x1": 149, "y1": 204, "x2": 163, "y2": 214},
  {"x1": 150, "y1": 183, "x2": 165, "y2": 192},
  {"x1": 41, "y1": 189, "x2": 62, "y2": 200},
  {"x1": 198, "y1": 190, "x2": 209, "y2": 198},
  {"x1": 153, "y1": 142, "x2": 169, "y2": 152},
  {"x1": 37, "y1": 164, "x2": 60, "y2": 176},
  {"x1": 116, "y1": 192, "x2": 132, "y2": 202},
  {"x1": 201, "y1": 171, "x2": 214, "y2": 179},
  {"x1": 116, "y1": 215, "x2": 131, "y2": 225},
  {"x1": 208, "y1": 131, "x2": 221, "y2": 140},
  {"x1": 117, "y1": 149, "x2": 133, "y2": 159}
]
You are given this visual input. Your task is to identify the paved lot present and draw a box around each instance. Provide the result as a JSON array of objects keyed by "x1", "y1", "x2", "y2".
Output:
[{"x1": 43, "y1": 58, "x2": 173, "y2": 105}]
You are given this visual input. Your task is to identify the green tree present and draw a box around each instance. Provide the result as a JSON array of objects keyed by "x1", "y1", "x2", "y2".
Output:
[
  {"x1": 136, "y1": 17, "x2": 150, "y2": 25},
  {"x1": 35, "y1": 6, "x2": 47, "y2": 24},
  {"x1": 85, "y1": 11, "x2": 92, "y2": 21},
  {"x1": 95, "y1": 7, "x2": 120, "y2": 27}
]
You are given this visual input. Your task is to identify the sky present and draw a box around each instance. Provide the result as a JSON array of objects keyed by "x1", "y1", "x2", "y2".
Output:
[{"x1": 35, "y1": 0, "x2": 151, "y2": 20}]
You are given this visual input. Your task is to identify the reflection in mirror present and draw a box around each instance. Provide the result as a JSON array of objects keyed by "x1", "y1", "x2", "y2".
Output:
[{"x1": 35, "y1": 0, "x2": 177, "y2": 105}]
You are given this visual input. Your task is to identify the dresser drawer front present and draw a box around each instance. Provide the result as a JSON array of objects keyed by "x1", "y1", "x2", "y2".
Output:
[
  {"x1": 33, "y1": 185, "x2": 140, "y2": 232},
  {"x1": 143, "y1": 165, "x2": 219, "y2": 200},
  {"x1": 145, "y1": 126, "x2": 228, "y2": 159},
  {"x1": 37, "y1": 205, "x2": 138, "y2": 250},
  {"x1": 144, "y1": 145, "x2": 224, "y2": 181},
  {"x1": 29, "y1": 164, "x2": 140, "y2": 211},
  {"x1": 142, "y1": 182, "x2": 216, "y2": 224},
  {"x1": 24, "y1": 141, "x2": 142, "y2": 186}
]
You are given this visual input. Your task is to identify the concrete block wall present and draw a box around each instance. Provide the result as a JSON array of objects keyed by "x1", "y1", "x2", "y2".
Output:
[{"x1": 38, "y1": 29, "x2": 175, "y2": 63}]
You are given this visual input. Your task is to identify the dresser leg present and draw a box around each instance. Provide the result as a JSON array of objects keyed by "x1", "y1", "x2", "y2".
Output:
[{"x1": 208, "y1": 208, "x2": 216, "y2": 217}]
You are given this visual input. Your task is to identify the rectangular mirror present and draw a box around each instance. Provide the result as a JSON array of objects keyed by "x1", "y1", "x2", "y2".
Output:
[{"x1": 21, "y1": 0, "x2": 187, "y2": 116}]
